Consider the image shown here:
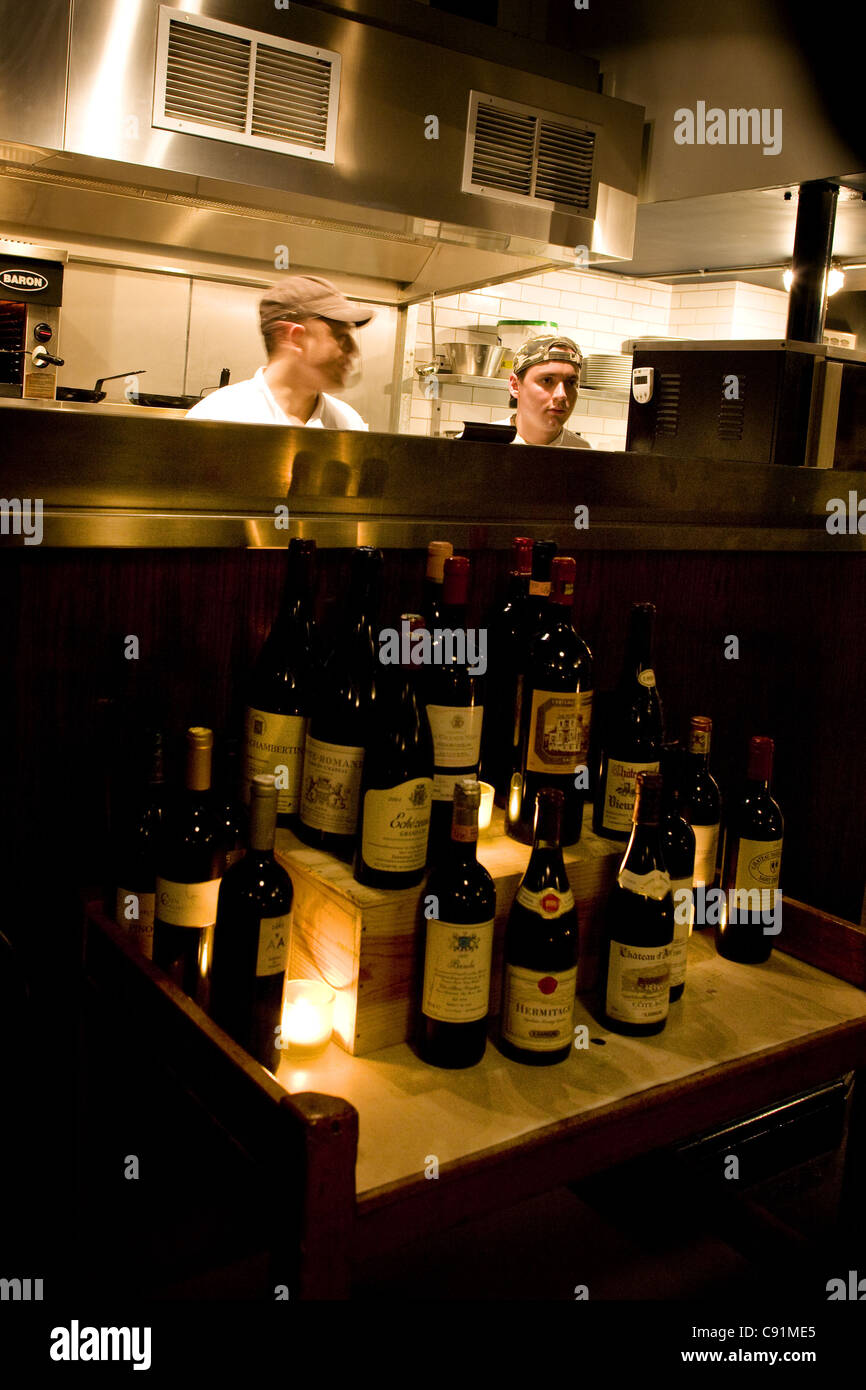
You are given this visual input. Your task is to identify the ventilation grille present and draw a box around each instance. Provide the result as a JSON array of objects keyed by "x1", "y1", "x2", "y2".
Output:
[
  {"x1": 717, "y1": 375, "x2": 745, "y2": 440},
  {"x1": 654, "y1": 373, "x2": 681, "y2": 437},
  {"x1": 154, "y1": 7, "x2": 340, "y2": 163},
  {"x1": 463, "y1": 92, "x2": 597, "y2": 213}
]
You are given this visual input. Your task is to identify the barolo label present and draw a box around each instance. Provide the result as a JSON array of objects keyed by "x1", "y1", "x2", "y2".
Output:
[
  {"x1": 432, "y1": 770, "x2": 477, "y2": 803},
  {"x1": 692, "y1": 822, "x2": 720, "y2": 886},
  {"x1": 156, "y1": 877, "x2": 220, "y2": 928},
  {"x1": 361, "y1": 778, "x2": 432, "y2": 872},
  {"x1": 243, "y1": 706, "x2": 306, "y2": 815},
  {"x1": 669, "y1": 876, "x2": 693, "y2": 989},
  {"x1": 421, "y1": 918, "x2": 495, "y2": 1023},
  {"x1": 600, "y1": 757, "x2": 660, "y2": 834},
  {"x1": 525, "y1": 688, "x2": 593, "y2": 773},
  {"x1": 605, "y1": 940, "x2": 670, "y2": 1024},
  {"x1": 734, "y1": 836, "x2": 782, "y2": 904},
  {"x1": 515, "y1": 884, "x2": 575, "y2": 919},
  {"x1": 256, "y1": 912, "x2": 291, "y2": 978},
  {"x1": 299, "y1": 736, "x2": 365, "y2": 835},
  {"x1": 116, "y1": 887, "x2": 155, "y2": 959},
  {"x1": 502, "y1": 963, "x2": 578, "y2": 1050},
  {"x1": 426, "y1": 703, "x2": 483, "y2": 769},
  {"x1": 616, "y1": 867, "x2": 671, "y2": 900}
]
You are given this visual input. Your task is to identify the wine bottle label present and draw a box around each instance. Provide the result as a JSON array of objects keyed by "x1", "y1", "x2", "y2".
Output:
[
  {"x1": 426, "y1": 703, "x2": 484, "y2": 770},
  {"x1": 733, "y1": 837, "x2": 783, "y2": 897},
  {"x1": 669, "y1": 876, "x2": 693, "y2": 988},
  {"x1": 599, "y1": 758, "x2": 660, "y2": 834},
  {"x1": 256, "y1": 912, "x2": 291, "y2": 978},
  {"x1": 689, "y1": 726, "x2": 711, "y2": 755},
  {"x1": 637, "y1": 669, "x2": 656, "y2": 688},
  {"x1": 243, "y1": 707, "x2": 307, "y2": 815},
  {"x1": 421, "y1": 918, "x2": 495, "y2": 1023},
  {"x1": 299, "y1": 736, "x2": 365, "y2": 835},
  {"x1": 528, "y1": 580, "x2": 551, "y2": 596},
  {"x1": 616, "y1": 867, "x2": 671, "y2": 900},
  {"x1": 361, "y1": 778, "x2": 433, "y2": 872},
  {"x1": 502, "y1": 963, "x2": 578, "y2": 1050},
  {"x1": 691, "y1": 822, "x2": 720, "y2": 885},
  {"x1": 525, "y1": 688, "x2": 593, "y2": 773},
  {"x1": 432, "y1": 770, "x2": 477, "y2": 802},
  {"x1": 116, "y1": 888, "x2": 155, "y2": 959},
  {"x1": 155, "y1": 877, "x2": 221, "y2": 928},
  {"x1": 515, "y1": 884, "x2": 575, "y2": 919},
  {"x1": 605, "y1": 940, "x2": 671, "y2": 1024}
]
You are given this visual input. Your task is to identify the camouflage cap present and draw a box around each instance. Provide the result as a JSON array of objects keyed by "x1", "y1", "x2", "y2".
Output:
[{"x1": 512, "y1": 334, "x2": 583, "y2": 376}]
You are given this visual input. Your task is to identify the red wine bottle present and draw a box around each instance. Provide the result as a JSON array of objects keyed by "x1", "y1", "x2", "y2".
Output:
[
  {"x1": 296, "y1": 547, "x2": 382, "y2": 861},
  {"x1": 210, "y1": 774, "x2": 293, "y2": 1072},
  {"x1": 419, "y1": 779, "x2": 496, "y2": 1068},
  {"x1": 422, "y1": 540, "x2": 453, "y2": 631},
  {"x1": 153, "y1": 727, "x2": 225, "y2": 1007},
  {"x1": 658, "y1": 742, "x2": 695, "y2": 1001},
  {"x1": 679, "y1": 716, "x2": 722, "y2": 889},
  {"x1": 113, "y1": 728, "x2": 167, "y2": 960},
  {"x1": 425, "y1": 556, "x2": 484, "y2": 862},
  {"x1": 480, "y1": 536, "x2": 533, "y2": 802},
  {"x1": 506, "y1": 555, "x2": 593, "y2": 847},
  {"x1": 716, "y1": 736, "x2": 783, "y2": 964},
  {"x1": 593, "y1": 602, "x2": 664, "y2": 840},
  {"x1": 243, "y1": 538, "x2": 316, "y2": 827},
  {"x1": 214, "y1": 734, "x2": 247, "y2": 870},
  {"x1": 602, "y1": 771, "x2": 673, "y2": 1035},
  {"x1": 499, "y1": 788, "x2": 579, "y2": 1066},
  {"x1": 355, "y1": 614, "x2": 433, "y2": 889}
]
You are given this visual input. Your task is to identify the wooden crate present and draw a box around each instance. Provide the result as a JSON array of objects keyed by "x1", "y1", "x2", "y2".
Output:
[{"x1": 276, "y1": 806, "x2": 623, "y2": 1057}]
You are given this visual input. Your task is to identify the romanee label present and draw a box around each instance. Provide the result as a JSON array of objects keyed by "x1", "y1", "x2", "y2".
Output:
[
  {"x1": 600, "y1": 757, "x2": 660, "y2": 834},
  {"x1": 616, "y1": 867, "x2": 671, "y2": 900},
  {"x1": 426, "y1": 704, "x2": 484, "y2": 771},
  {"x1": 692, "y1": 822, "x2": 720, "y2": 886},
  {"x1": 734, "y1": 836, "x2": 782, "y2": 905},
  {"x1": 515, "y1": 884, "x2": 575, "y2": 919},
  {"x1": 116, "y1": 888, "x2": 155, "y2": 959},
  {"x1": 502, "y1": 963, "x2": 578, "y2": 1050},
  {"x1": 255, "y1": 912, "x2": 291, "y2": 978},
  {"x1": 422, "y1": 918, "x2": 495, "y2": 1023},
  {"x1": 299, "y1": 736, "x2": 365, "y2": 835},
  {"x1": 669, "y1": 876, "x2": 693, "y2": 989},
  {"x1": 605, "y1": 940, "x2": 670, "y2": 1024},
  {"x1": 243, "y1": 707, "x2": 306, "y2": 815},
  {"x1": 155, "y1": 877, "x2": 221, "y2": 928},
  {"x1": 361, "y1": 778, "x2": 433, "y2": 872},
  {"x1": 525, "y1": 688, "x2": 593, "y2": 774}
]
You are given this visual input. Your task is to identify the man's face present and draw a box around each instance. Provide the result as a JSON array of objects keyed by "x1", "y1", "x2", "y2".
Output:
[
  {"x1": 278, "y1": 316, "x2": 359, "y2": 389},
  {"x1": 509, "y1": 360, "x2": 579, "y2": 442}
]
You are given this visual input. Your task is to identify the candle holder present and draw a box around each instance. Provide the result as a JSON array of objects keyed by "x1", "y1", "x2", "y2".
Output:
[
  {"x1": 279, "y1": 980, "x2": 336, "y2": 1057},
  {"x1": 477, "y1": 781, "x2": 495, "y2": 834}
]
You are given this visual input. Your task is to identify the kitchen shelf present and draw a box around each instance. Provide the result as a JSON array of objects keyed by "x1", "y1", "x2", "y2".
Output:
[{"x1": 403, "y1": 374, "x2": 629, "y2": 402}]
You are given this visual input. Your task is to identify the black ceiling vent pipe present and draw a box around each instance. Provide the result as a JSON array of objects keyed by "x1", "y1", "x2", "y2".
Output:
[{"x1": 784, "y1": 180, "x2": 840, "y2": 344}]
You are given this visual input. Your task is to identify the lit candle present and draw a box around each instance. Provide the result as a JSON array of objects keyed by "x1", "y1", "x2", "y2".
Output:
[
  {"x1": 280, "y1": 980, "x2": 335, "y2": 1056},
  {"x1": 477, "y1": 781, "x2": 495, "y2": 833}
]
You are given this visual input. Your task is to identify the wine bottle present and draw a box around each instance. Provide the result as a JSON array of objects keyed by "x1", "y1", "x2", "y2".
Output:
[
  {"x1": 296, "y1": 546, "x2": 382, "y2": 861},
  {"x1": 355, "y1": 614, "x2": 433, "y2": 889},
  {"x1": 210, "y1": 774, "x2": 293, "y2": 1072},
  {"x1": 153, "y1": 727, "x2": 225, "y2": 1006},
  {"x1": 113, "y1": 728, "x2": 167, "y2": 960},
  {"x1": 716, "y1": 736, "x2": 783, "y2": 964},
  {"x1": 479, "y1": 536, "x2": 533, "y2": 803},
  {"x1": 419, "y1": 779, "x2": 497, "y2": 1068},
  {"x1": 602, "y1": 771, "x2": 673, "y2": 1036},
  {"x1": 214, "y1": 734, "x2": 247, "y2": 870},
  {"x1": 593, "y1": 602, "x2": 664, "y2": 840},
  {"x1": 499, "y1": 787, "x2": 579, "y2": 1066},
  {"x1": 425, "y1": 555, "x2": 484, "y2": 862},
  {"x1": 658, "y1": 742, "x2": 695, "y2": 1002},
  {"x1": 422, "y1": 540, "x2": 453, "y2": 631},
  {"x1": 679, "y1": 715, "x2": 722, "y2": 890},
  {"x1": 242, "y1": 538, "x2": 316, "y2": 827},
  {"x1": 506, "y1": 555, "x2": 593, "y2": 847}
]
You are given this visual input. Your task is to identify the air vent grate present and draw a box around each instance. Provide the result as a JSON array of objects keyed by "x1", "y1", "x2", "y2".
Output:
[
  {"x1": 154, "y1": 7, "x2": 340, "y2": 163},
  {"x1": 717, "y1": 375, "x2": 745, "y2": 440},
  {"x1": 463, "y1": 92, "x2": 598, "y2": 213},
  {"x1": 655, "y1": 373, "x2": 681, "y2": 437}
]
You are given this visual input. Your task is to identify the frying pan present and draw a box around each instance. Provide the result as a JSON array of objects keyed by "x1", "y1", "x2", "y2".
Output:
[
  {"x1": 129, "y1": 368, "x2": 231, "y2": 410},
  {"x1": 56, "y1": 371, "x2": 145, "y2": 403}
]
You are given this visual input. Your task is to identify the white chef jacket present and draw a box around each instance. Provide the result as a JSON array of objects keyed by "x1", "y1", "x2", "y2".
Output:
[{"x1": 186, "y1": 367, "x2": 368, "y2": 429}]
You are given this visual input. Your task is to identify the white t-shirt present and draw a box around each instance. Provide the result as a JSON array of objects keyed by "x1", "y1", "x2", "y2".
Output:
[
  {"x1": 185, "y1": 367, "x2": 368, "y2": 429},
  {"x1": 494, "y1": 414, "x2": 592, "y2": 448}
]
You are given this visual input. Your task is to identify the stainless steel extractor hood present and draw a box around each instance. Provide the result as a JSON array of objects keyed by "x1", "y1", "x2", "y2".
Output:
[{"x1": 0, "y1": 0, "x2": 644, "y2": 298}]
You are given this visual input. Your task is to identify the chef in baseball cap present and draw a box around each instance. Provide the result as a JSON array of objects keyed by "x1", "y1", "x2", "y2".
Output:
[
  {"x1": 495, "y1": 334, "x2": 592, "y2": 448},
  {"x1": 186, "y1": 275, "x2": 374, "y2": 428}
]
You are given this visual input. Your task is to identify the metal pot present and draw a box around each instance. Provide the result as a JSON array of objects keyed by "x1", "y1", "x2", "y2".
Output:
[{"x1": 439, "y1": 342, "x2": 504, "y2": 376}]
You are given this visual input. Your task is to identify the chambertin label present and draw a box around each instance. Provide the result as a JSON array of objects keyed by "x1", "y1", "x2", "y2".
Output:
[
  {"x1": 422, "y1": 918, "x2": 495, "y2": 1023},
  {"x1": 361, "y1": 778, "x2": 432, "y2": 872},
  {"x1": 502, "y1": 963, "x2": 578, "y2": 1050},
  {"x1": 243, "y1": 706, "x2": 306, "y2": 815}
]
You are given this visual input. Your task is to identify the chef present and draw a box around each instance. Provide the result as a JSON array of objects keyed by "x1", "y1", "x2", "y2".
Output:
[
  {"x1": 186, "y1": 275, "x2": 373, "y2": 428},
  {"x1": 496, "y1": 335, "x2": 592, "y2": 448}
]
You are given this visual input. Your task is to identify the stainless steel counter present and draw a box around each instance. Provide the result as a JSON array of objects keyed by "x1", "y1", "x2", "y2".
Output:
[{"x1": 1, "y1": 406, "x2": 863, "y2": 550}]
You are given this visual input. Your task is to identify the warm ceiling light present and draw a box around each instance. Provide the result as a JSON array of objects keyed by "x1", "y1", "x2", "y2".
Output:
[
  {"x1": 783, "y1": 268, "x2": 793, "y2": 291},
  {"x1": 783, "y1": 266, "x2": 846, "y2": 295}
]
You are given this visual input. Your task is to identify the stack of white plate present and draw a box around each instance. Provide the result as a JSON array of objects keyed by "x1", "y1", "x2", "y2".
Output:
[{"x1": 581, "y1": 353, "x2": 632, "y2": 389}]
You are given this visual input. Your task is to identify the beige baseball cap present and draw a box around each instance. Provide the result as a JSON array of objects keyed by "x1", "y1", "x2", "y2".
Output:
[
  {"x1": 259, "y1": 275, "x2": 374, "y2": 334},
  {"x1": 513, "y1": 334, "x2": 583, "y2": 375}
]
